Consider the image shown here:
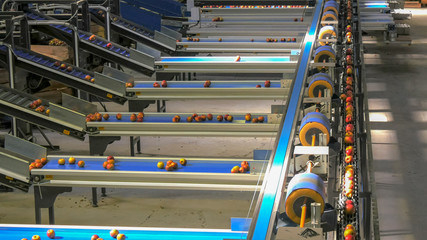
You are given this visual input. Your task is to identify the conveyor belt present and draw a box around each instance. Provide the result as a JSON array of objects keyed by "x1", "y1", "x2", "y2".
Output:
[
  {"x1": 31, "y1": 155, "x2": 263, "y2": 190},
  {"x1": 0, "y1": 85, "x2": 86, "y2": 140},
  {"x1": 0, "y1": 224, "x2": 248, "y2": 240},
  {"x1": 90, "y1": 10, "x2": 176, "y2": 55},
  {"x1": 25, "y1": 10, "x2": 155, "y2": 76},
  {"x1": 156, "y1": 56, "x2": 297, "y2": 73},
  {"x1": 0, "y1": 45, "x2": 128, "y2": 104},
  {"x1": 86, "y1": 112, "x2": 281, "y2": 137},
  {"x1": 127, "y1": 80, "x2": 291, "y2": 99}
]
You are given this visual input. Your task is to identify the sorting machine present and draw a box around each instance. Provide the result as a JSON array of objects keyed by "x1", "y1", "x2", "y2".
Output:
[{"x1": 0, "y1": 0, "x2": 379, "y2": 239}]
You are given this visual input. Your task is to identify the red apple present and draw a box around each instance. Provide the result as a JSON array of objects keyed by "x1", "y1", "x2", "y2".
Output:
[
  {"x1": 41, "y1": 157, "x2": 48, "y2": 165},
  {"x1": 89, "y1": 35, "x2": 96, "y2": 41},
  {"x1": 153, "y1": 82, "x2": 160, "y2": 88},
  {"x1": 245, "y1": 113, "x2": 252, "y2": 121},
  {"x1": 60, "y1": 63, "x2": 67, "y2": 70},
  {"x1": 252, "y1": 118, "x2": 258, "y2": 123},
  {"x1": 110, "y1": 229, "x2": 119, "y2": 238},
  {"x1": 344, "y1": 136, "x2": 354, "y2": 144},
  {"x1": 32, "y1": 236, "x2": 41, "y2": 240},
  {"x1": 346, "y1": 97, "x2": 353, "y2": 103},
  {"x1": 54, "y1": 61, "x2": 61, "y2": 67},
  {"x1": 187, "y1": 116, "x2": 193, "y2": 122},
  {"x1": 256, "y1": 85, "x2": 261, "y2": 88},
  {"x1": 264, "y1": 80, "x2": 271, "y2": 87},
  {"x1": 340, "y1": 93, "x2": 347, "y2": 100},
  {"x1": 346, "y1": 48, "x2": 353, "y2": 55},
  {"x1": 106, "y1": 43, "x2": 112, "y2": 48},
  {"x1": 217, "y1": 115, "x2": 223, "y2": 121},
  {"x1": 46, "y1": 229, "x2": 55, "y2": 239},
  {"x1": 294, "y1": 18, "x2": 298, "y2": 22},
  {"x1": 66, "y1": 66, "x2": 73, "y2": 72},
  {"x1": 207, "y1": 113, "x2": 213, "y2": 120},
  {"x1": 85, "y1": 75, "x2": 91, "y2": 81},
  {"x1": 35, "y1": 162, "x2": 43, "y2": 168},
  {"x1": 218, "y1": 38, "x2": 222, "y2": 42},
  {"x1": 226, "y1": 115, "x2": 233, "y2": 122},
  {"x1": 345, "y1": 224, "x2": 355, "y2": 231},
  {"x1": 239, "y1": 167, "x2": 247, "y2": 173},
  {"x1": 345, "y1": 203, "x2": 355, "y2": 215},
  {"x1": 130, "y1": 114, "x2": 137, "y2": 122},
  {"x1": 346, "y1": 149, "x2": 353, "y2": 156},
  {"x1": 125, "y1": 82, "x2": 134, "y2": 88},
  {"x1": 103, "y1": 114, "x2": 110, "y2": 120},
  {"x1": 116, "y1": 113, "x2": 122, "y2": 120},
  {"x1": 165, "y1": 164, "x2": 173, "y2": 171},
  {"x1": 346, "y1": 85, "x2": 353, "y2": 91},
  {"x1": 171, "y1": 162, "x2": 178, "y2": 169},
  {"x1": 257, "y1": 116, "x2": 265, "y2": 123},
  {"x1": 346, "y1": 124, "x2": 354, "y2": 132},
  {"x1": 161, "y1": 80, "x2": 167, "y2": 87},
  {"x1": 137, "y1": 116, "x2": 143, "y2": 122},
  {"x1": 346, "y1": 66, "x2": 353, "y2": 75},
  {"x1": 91, "y1": 234, "x2": 100, "y2": 240},
  {"x1": 77, "y1": 160, "x2": 85, "y2": 167},
  {"x1": 179, "y1": 158, "x2": 187, "y2": 166},
  {"x1": 345, "y1": 235, "x2": 355, "y2": 240},
  {"x1": 200, "y1": 115, "x2": 207, "y2": 121},
  {"x1": 106, "y1": 163, "x2": 114, "y2": 170},
  {"x1": 345, "y1": 115, "x2": 353, "y2": 123},
  {"x1": 204, "y1": 80, "x2": 211, "y2": 88},
  {"x1": 292, "y1": 38, "x2": 296, "y2": 42}
]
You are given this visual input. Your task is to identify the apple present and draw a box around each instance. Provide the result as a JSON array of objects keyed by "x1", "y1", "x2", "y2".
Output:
[
  {"x1": 68, "y1": 157, "x2": 76, "y2": 164},
  {"x1": 346, "y1": 115, "x2": 353, "y2": 123},
  {"x1": 257, "y1": 116, "x2": 265, "y2": 123},
  {"x1": 153, "y1": 82, "x2": 160, "y2": 88},
  {"x1": 66, "y1": 66, "x2": 73, "y2": 72},
  {"x1": 345, "y1": 155, "x2": 353, "y2": 163},
  {"x1": 345, "y1": 203, "x2": 355, "y2": 215},
  {"x1": 346, "y1": 25, "x2": 352, "y2": 32},
  {"x1": 77, "y1": 160, "x2": 85, "y2": 167},
  {"x1": 195, "y1": 116, "x2": 202, "y2": 122},
  {"x1": 157, "y1": 161, "x2": 165, "y2": 169},
  {"x1": 256, "y1": 85, "x2": 261, "y2": 88},
  {"x1": 264, "y1": 80, "x2": 271, "y2": 87},
  {"x1": 47, "y1": 229, "x2": 55, "y2": 239},
  {"x1": 346, "y1": 148, "x2": 353, "y2": 156},
  {"x1": 200, "y1": 115, "x2": 207, "y2": 121},
  {"x1": 60, "y1": 63, "x2": 67, "y2": 70},
  {"x1": 346, "y1": 32, "x2": 352, "y2": 38},
  {"x1": 106, "y1": 43, "x2": 112, "y2": 48},
  {"x1": 234, "y1": 55, "x2": 241, "y2": 62},
  {"x1": 239, "y1": 167, "x2": 247, "y2": 173},
  {"x1": 217, "y1": 115, "x2": 223, "y2": 121},
  {"x1": 41, "y1": 158, "x2": 48, "y2": 165},
  {"x1": 167, "y1": 160, "x2": 174, "y2": 166},
  {"x1": 103, "y1": 161, "x2": 108, "y2": 169},
  {"x1": 172, "y1": 116, "x2": 180, "y2": 122},
  {"x1": 346, "y1": 37, "x2": 352, "y2": 44},
  {"x1": 101, "y1": 114, "x2": 109, "y2": 121},
  {"x1": 107, "y1": 159, "x2": 115, "y2": 165},
  {"x1": 171, "y1": 162, "x2": 178, "y2": 169},
  {"x1": 187, "y1": 116, "x2": 193, "y2": 122},
  {"x1": 300, "y1": 17, "x2": 304, "y2": 22},
  {"x1": 192, "y1": 113, "x2": 198, "y2": 119},
  {"x1": 116, "y1": 113, "x2": 122, "y2": 120},
  {"x1": 22, "y1": 238, "x2": 28, "y2": 240},
  {"x1": 251, "y1": 38, "x2": 254, "y2": 42},
  {"x1": 226, "y1": 115, "x2": 233, "y2": 122},
  {"x1": 340, "y1": 93, "x2": 347, "y2": 100},
  {"x1": 165, "y1": 164, "x2": 173, "y2": 171},
  {"x1": 32, "y1": 236, "x2": 41, "y2": 240},
  {"x1": 218, "y1": 38, "x2": 222, "y2": 42},
  {"x1": 161, "y1": 80, "x2": 167, "y2": 87},
  {"x1": 130, "y1": 114, "x2": 137, "y2": 122},
  {"x1": 346, "y1": 97, "x2": 353, "y2": 103},
  {"x1": 245, "y1": 113, "x2": 252, "y2": 121},
  {"x1": 280, "y1": 38, "x2": 285, "y2": 42},
  {"x1": 35, "y1": 162, "x2": 43, "y2": 168},
  {"x1": 344, "y1": 136, "x2": 354, "y2": 144},
  {"x1": 345, "y1": 235, "x2": 355, "y2": 240},
  {"x1": 346, "y1": 85, "x2": 353, "y2": 91},
  {"x1": 179, "y1": 158, "x2": 187, "y2": 166},
  {"x1": 252, "y1": 118, "x2": 258, "y2": 123},
  {"x1": 346, "y1": 48, "x2": 353, "y2": 55},
  {"x1": 204, "y1": 80, "x2": 211, "y2": 88},
  {"x1": 346, "y1": 55, "x2": 353, "y2": 65},
  {"x1": 117, "y1": 234, "x2": 126, "y2": 240},
  {"x1": 294, "y1": 18, "x2": 298, "y2": 22},
  {"x1": 292, "y1": 38, "x2": 296, "y2": 42},
  {"x1": 125, "y1": 82, "x2": 134, "y2": 88},
  {"x1": 106, "y1": 163, "x2": 114, "y2": 170},
  {"x1": 207, "y1": 113, "x2": 213, "y2": 120},
  {"x1": 231, "y1": 166, "x2": 240, "y2": 173},
  {"x1": 89, "y1": 35, "x2": 96, "y2": 41},
  {"x1": 137, "y1": 116, "x2": 143, "y2": 122},
  {"x1": 347, "y1": 66, "x2": 353, "y2": 75},
  {"x1": 346, "y1": 124, "x2": 354, "y2": 132},
  {"x1": 110, "y1": 229, "x2": 119, "y2": 238},
  {"x1": 91, "y1": 234, "x2": 100, "y2": 240},
  {"x1": 346, "y1": 105, "x2": 354, "y2": 113},
  {"x1": 58, "y1": 158, "x2": 65, "y2": 165},
  {"x1": 54, "y1": 61, "x2": 61, "y2": 67}
]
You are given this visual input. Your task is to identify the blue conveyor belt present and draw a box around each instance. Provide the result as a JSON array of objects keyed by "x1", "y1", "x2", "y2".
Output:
[
  {"x1": 133, "y1": 81, "x2": 281, "y2": 88},
  {"x1": 160, "y1": 56, "x2": 290, "y2": 62}
]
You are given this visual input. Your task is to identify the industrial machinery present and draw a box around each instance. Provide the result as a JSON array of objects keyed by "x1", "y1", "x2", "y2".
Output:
[{"x1": 0, "y1": 0, "x2": 380, "y2": 239}]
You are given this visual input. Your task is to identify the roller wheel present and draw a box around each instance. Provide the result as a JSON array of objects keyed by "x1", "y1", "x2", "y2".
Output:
[
  {"x1": 324, "y1": 1, "x2": 339, "y2": 15},
  {"x1": 308, "y1": 73, "x2": 334, "y2": 97},
  {"x1": 314, "y1": 46, "x2": 336, "y2": 71},
  {"x1": 299, "y1": 112, "x2": 331, "y2": 146},
  {"x1": 285, "y1": 173, "x2": 326, "y2": 224},
  {"x1": 318, "y1": 26, "x2": 336, "y2": 46},
  {"x1": 321, "y1": 10, "x2": 338, "y2": 26}
]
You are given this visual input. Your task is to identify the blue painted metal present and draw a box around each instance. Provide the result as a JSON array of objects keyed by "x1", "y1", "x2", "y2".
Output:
[
  {"x1": 250, "y1": 0, "x2": 324, "y2": 238},
  {"x1": 121, "y1": 0, "x2": 183, "y2": 17},
  {"x1": 285, "y1": 173, "x2": 326, "y2": 201},
  {"x1": 231, "y1": 218, "x2": 252, "y2": 231},
  {"x1": 300, "y1": 112, "x2": 331, "y2": 132},
  {"x1": 120, "y1": 1, "x2": 161, "y2": 31}
]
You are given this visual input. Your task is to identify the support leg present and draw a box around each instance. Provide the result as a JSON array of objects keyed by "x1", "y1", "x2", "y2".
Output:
[
  {"x1": 92, "y1": 187, "x2": 98, "y2": 207},
  {"x1": 101, "y1": 187, "x2": 107, "y2": 197}
]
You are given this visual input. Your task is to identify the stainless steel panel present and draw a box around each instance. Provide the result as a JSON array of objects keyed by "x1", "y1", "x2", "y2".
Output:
[
  {"x1": 94, "y1": 72, "x2": 126, "y2": 95},
  {"x1": 49, "y1": 103, "x2": 86, "y2": 130},
  {"x1": 5, "y1": 134, "x2": 46, "y2": 160},
  {"x1": 62, "y1": 93, "x2": 97, "y2": 115}
]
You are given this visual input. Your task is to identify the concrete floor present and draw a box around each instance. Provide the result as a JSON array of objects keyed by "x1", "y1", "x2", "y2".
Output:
[
  {"x1": 364, "y1": 8, "x2": 427, "y2": 240},
  {"x1": 1, "y1": 7, "x2": 427, "y2": 239}
]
